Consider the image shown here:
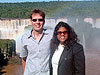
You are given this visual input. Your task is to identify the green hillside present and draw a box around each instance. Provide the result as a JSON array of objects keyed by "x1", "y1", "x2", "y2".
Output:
[{"x1": 0, "y1": 1, "x2": 100, "y2": 18}]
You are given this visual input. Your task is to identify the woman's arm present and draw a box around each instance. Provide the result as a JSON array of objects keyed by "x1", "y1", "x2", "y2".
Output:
[{"x1": 73, "y1": 44, "x2": 85, "y2": 75}]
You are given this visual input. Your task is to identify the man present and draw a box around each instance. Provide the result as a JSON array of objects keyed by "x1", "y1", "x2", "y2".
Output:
[{"x1": 20, "y1": 9, "x2": 53, "y2": 75}]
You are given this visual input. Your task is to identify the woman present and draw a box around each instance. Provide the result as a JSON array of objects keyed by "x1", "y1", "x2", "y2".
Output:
[{"x1": 50, "y1": 21, "x2": 85, "y2": 75}]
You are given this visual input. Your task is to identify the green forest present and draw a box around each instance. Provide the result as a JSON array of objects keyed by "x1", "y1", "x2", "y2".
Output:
[
  {"x1": 0, "y1": 1, "x2": 100, "y2": 19},
  {"x1": 0, "y1": 39, "x2": 16, "y2": 57}
]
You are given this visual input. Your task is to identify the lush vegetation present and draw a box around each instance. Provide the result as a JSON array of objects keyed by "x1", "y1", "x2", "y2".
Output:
[
  {"x1": 0, "y1": 1, "x2": 100, "y2": 18},
  {"x1": 0, "y1": 39, "x2": 20, "y2": 65},
  {"x1": 0, "y1": 39, "x2": 16, "y2": 57}
]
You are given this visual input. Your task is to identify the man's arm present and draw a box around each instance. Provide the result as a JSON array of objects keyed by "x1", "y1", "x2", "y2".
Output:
[{"x1": 22, "y1": 57, "x2": 27, "y2": 75}]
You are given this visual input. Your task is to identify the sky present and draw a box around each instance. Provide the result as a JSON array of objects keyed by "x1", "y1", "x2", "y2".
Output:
[{"x1": 0, "y1": 0, "x2": 84, "y2": 3}]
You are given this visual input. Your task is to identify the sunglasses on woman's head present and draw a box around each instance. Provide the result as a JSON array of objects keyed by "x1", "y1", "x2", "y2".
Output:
[
  {"x1": 32, "y1": 19, "x2": 44, "y2": 22},
  {"x1": 57, "y1": 31, "x2": 68, "y2": 35}
]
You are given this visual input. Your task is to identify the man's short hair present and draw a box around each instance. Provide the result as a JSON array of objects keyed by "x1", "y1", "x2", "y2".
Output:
[{"x1": 30, "y1": 9, "x2": 45, "y2": 20}]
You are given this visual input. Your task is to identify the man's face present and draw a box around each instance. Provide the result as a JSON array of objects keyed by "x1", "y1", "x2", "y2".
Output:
[{"x1": 30, "y1": 14, "x2": 45, "y2": 32}]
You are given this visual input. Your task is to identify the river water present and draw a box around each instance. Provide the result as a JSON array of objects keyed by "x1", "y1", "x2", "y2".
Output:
[{"x1": 0, "y1": 49, "x2": 100, "y2": 75}]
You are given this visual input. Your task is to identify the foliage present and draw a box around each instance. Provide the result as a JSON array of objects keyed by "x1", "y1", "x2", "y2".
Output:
[
  {"x1": 0, "y1": 39, "x2": 16, "y2": 57},
  {"x1": 0, "y1": 1, "x2": 100, "y2": 18}
]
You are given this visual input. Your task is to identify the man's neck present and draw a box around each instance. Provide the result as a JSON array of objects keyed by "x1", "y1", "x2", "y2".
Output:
[{"x1": 32, "y1": 29, "x2": 43, "y2": 41}]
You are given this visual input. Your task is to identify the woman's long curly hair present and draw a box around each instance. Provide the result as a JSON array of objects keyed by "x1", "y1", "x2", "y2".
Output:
[{"x1": 51, "y1": 21, "x2": 79, "y2": 49}]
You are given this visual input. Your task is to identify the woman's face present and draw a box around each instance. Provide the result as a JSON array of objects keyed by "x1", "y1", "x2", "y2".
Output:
[{"x1": 57, "y1": 27, "x2": 68, "y2": 45}]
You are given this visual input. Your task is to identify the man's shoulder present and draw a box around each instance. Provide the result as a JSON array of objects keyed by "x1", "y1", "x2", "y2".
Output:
[
  {"x1": 21, "y1": 29, "x2": 31, "y2": 38},
  {"x1": 44, "y1": 28, "x2": 53, "y2": 31},
  {"x1": 43, "y1": 28, "x2": 53, "y2": 40},
  {"x1": 44, "y1": 28, "x2": 53, "y2": 34}
]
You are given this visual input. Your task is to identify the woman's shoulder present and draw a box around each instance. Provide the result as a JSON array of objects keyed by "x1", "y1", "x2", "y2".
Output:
[
  {"x1": 72, "y1": 42, "x2": 84, "y2": 54},
  {"x1": 73, "y1": 42, "x2": 83, "y2": 48}
]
